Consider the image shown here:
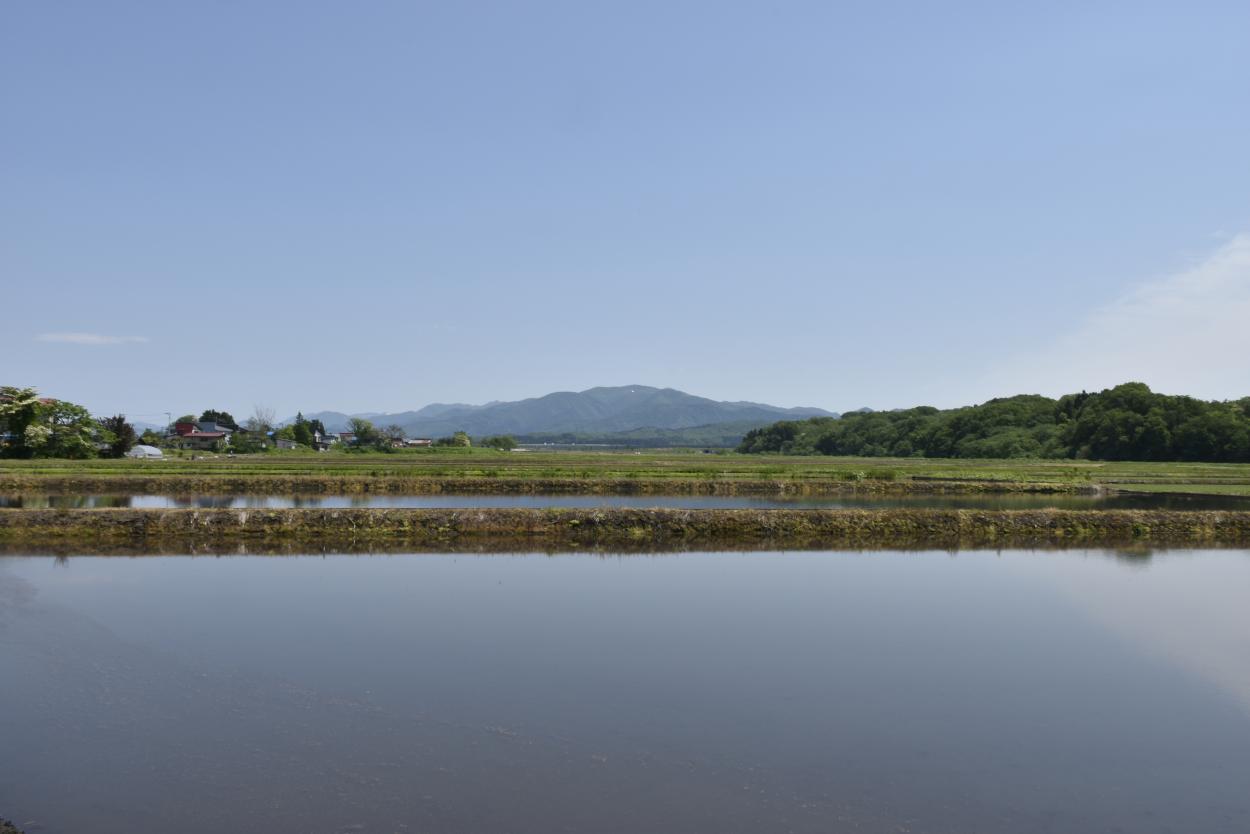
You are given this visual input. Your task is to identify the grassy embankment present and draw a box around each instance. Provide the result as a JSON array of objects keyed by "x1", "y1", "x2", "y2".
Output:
[
  {"x1": 3, "y1": 450, "x2": 1250, "y2": 497},
  {"x1": 3, "y1": 507, "x2": 1250, "y2": 554}
]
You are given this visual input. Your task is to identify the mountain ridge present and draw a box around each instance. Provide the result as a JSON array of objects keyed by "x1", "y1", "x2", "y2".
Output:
[{"x1": 286, "y1": 385, "x2": 836, "y2": 443}]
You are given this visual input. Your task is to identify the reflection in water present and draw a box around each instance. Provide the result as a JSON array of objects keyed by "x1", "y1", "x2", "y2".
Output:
[
  {"x1": 2, "y1": 549, "x2": 1249, "y2": 834},
  {"x1": 4, "y1": 491, "x2": 1249, "y2": 510},
  {"x1": 1022, "y1": 549, "x2": 1250, "y2": 715}
]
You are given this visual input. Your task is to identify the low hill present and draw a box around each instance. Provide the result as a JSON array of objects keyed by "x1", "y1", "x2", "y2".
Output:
[{"x1": 738, "y1": 383, "x2": 1250, "y2": 462}]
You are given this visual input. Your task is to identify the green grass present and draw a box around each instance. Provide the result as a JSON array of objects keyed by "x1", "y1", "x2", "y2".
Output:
[{"x1": 3, "y1": 449, "x2": 1250, "y2": 497}]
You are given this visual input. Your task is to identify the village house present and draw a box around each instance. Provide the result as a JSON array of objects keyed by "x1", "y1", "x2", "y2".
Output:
[
  {"x1": 169, "y1": 422, "x2": 229, "y2": 451},
  {"x1": 196, "y1": 420, "x2": 233, "y2": 434}
]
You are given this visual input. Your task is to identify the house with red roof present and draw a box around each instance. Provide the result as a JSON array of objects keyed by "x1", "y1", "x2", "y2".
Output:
[{"x1": 170, "y1": 421, "x2": 230, "y2": 451}]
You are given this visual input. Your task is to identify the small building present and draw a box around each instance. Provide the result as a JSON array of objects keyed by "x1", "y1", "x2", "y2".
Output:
[
  {"x1": 170, "y1": 430, "x2": 228, "y2": 451},
  {"x1": 312, "y1": 430, "x2": 337, "y2": 452},
  {"x1": 338, "y1": 432, "x2": 356, "y2": 445},
  {"x1": 402, "y1": 438, "x2": 433, "y2": 447},
  {"x1": 197, "y1": 420, "x2": 234, "y2": 434},
  {"x1": 275, "y1": 438, "x2": 301, "y2": 450},
  {"x1": 171, "y1": 421, "x2": 232, "y2": 449},
  {"x1": 126, "y1": 444, "x2": 163, "y2": 459}
]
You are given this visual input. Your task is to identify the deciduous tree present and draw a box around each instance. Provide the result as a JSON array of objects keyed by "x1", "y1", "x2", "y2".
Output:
[{"x1": 99, "y1": 414, "x2": 138, "y2": 458}]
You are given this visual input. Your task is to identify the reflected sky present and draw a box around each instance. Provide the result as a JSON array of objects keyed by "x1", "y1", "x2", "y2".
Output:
[
  {"x1": 1009, "y1": 550, "x2": 1250, "y2": 715},
  {"x1": 2, "y1": 549, "x2": 1249, "y2": 833}
]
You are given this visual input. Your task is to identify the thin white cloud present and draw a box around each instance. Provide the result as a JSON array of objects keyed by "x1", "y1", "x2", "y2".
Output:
[
  {"x1": 36, "y1": 332, "x2": 150, "y2": 346},
  {"x1": 982, "y1": 233, "x2": 1250, "y2": 400}
]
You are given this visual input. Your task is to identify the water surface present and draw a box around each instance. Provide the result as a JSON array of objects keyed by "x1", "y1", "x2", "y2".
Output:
[
  {"x1": 2, "y1": 549, "x2": 1249, "y2": 833},
  {"x1": 4, "y1": 491, "x2": 1246, "y2": 510}
]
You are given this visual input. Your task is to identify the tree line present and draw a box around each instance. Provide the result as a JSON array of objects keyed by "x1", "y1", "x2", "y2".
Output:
[
  {"x1": 2, "y1": 386, "x2": 517, "y2": 458},
  {"x1": 1, "y1": 386, "x2": 127, "y2": 458},
  {"x1": 738, "y1": 383, "x2": 1250, "y2": 462}
]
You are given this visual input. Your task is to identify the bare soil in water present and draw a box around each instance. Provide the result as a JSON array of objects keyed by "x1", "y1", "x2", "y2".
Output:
[
  {"x1": 3, "y1": 507, "x2": 1250, "y2": 553},
  {"x1": 0, "y1": 474, "x2": 1094, "y2": 497}
]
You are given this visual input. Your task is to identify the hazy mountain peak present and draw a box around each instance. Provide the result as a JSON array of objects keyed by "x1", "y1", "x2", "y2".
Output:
[{"x1": 287, "y1": 386, "x2": 836, "y2": 444}]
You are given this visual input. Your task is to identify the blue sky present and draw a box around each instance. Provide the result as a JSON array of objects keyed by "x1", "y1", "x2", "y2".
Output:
[{"x1": 5, "y1": 1, "x2": 1250, "y2": 420}]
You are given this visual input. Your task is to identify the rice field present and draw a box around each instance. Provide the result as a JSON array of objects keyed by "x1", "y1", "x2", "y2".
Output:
[{"x1": 2, "y1": 449, "x2": 1250, "y2": 496}]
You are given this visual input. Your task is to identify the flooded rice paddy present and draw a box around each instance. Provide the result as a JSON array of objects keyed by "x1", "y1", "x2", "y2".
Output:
[
  {"x1": 3, "y1": 491, "x2": 1248, "y2": 511},
  {"x1": 2, "y1": 548, "x2": 1249, "y2": 833}
]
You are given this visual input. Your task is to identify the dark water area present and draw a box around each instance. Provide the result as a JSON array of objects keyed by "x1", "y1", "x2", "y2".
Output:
[
  {"x1": 3, "y1": 491, "x2": 1248, "y2": 510},
  {"x1": 2, "y1": 550, "x2": 1250, "y2": 833}
]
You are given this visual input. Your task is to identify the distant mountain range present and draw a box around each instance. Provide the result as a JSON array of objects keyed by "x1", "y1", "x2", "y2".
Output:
[{"x1": 287, "y1": 386, "x2": 837, "y2": 446}]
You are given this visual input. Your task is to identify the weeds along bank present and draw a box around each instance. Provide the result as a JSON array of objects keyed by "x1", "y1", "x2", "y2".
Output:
[{"x1": 3, "y1": 507, "x2": 1250, "y2": 552}]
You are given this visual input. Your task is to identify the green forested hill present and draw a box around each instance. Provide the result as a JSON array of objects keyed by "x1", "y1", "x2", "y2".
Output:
[
  {"x1": 294, "y1": 386, "x2": 834, "y2": 438},
  {"x1": 738, "y1": 383, "x2": 1250, "y2": 462}
]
